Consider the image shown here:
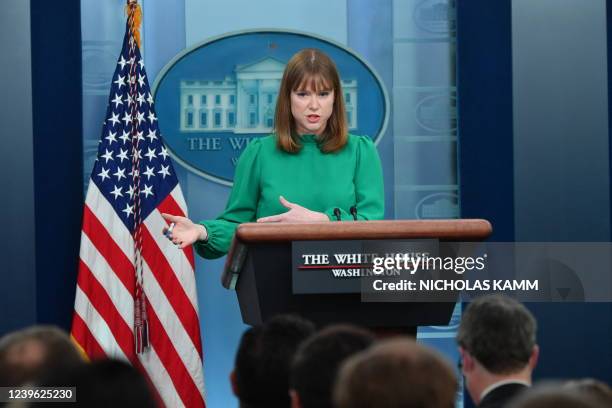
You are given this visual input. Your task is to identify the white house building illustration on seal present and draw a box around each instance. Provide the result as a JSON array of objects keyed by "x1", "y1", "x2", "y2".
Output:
[{"x1": 180, "y1": 57, "x2": 358, "y2": 133}]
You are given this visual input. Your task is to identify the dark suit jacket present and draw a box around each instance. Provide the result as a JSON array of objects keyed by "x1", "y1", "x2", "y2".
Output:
[{"x1": 479, "y1": 383, "x2": 528, "y2": 408}]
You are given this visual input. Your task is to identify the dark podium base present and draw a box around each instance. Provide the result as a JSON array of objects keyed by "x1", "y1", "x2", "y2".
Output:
[{"x1": 235, "y1": 243, "x2": 455, "y2": 329}]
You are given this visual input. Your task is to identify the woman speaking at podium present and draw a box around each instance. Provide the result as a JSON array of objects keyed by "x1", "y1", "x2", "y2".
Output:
[{"x1": 162, "y1": 48, "x2": 384, "y2": 258}]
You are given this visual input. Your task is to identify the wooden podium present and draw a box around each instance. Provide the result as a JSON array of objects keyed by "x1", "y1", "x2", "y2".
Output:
[{"x1": 222, "y1": 220, "x2": 492, "y2": 328}]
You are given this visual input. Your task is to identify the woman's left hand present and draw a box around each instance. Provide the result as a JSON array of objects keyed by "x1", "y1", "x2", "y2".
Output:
[{"x1": 257, "y1": 196, "x2": 329, "y2": 223}]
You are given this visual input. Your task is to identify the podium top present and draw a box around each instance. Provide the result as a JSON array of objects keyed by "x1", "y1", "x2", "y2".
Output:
[
  {"x1": 221, "y1": 219, "x2": 491, "y2": 289},
  {"x1": 234, "y1": 219, "x2": 492, "y2": 243}
]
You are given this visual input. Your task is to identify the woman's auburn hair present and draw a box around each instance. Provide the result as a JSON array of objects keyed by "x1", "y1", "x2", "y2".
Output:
[{"x1": 274, "y1": 48, "x2": 348, "y2": 154}]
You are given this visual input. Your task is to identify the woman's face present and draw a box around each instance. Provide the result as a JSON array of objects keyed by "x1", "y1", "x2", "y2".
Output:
[{"x1": 290, "y1": 84, "x2": 335, "y2": 136}]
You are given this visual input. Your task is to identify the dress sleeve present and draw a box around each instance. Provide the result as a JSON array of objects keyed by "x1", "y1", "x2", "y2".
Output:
[
  {"x1": 323, "y1": 135, "x2": 385, "y2": 221},
  {"x1": 194, "y1": 139, "x2": 262, "y2": 259}
]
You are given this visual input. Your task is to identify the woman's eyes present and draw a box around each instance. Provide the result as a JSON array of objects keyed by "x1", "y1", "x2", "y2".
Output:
[{"x1": 295, "y1": 91, "x2": 331, "y2": 97}]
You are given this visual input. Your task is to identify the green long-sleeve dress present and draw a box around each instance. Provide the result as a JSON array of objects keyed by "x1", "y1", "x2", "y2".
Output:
[{"x1": 194, "y1": 133, "x2": 384, "y2": 259}]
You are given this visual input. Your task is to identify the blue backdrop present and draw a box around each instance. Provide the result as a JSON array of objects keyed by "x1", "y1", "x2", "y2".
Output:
[{"x1": 2, "y1": 1, "x2": 610, "y2": 407}]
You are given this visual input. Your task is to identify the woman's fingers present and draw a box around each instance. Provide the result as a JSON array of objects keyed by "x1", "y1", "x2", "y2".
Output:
[
  {"x1": 163, "y1": 222, "x2": 176, "y2": 238},
  {"x1": 279, "y1": 195, "x2": 299, "y2": 210},
  {"x1": 161, "y1": 213, "x2": 198, "y2": 246},
  {"x1": 161, "y1": 213, "x2": 182, "y2": 223},
  {"x1": 257, "y1": 213, "x2": 285, "y2": 222}
]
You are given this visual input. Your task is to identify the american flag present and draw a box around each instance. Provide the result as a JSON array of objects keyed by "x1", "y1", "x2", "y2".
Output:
[{"x1": 71, "y1": 5, "x2": 205, "y2": 407}]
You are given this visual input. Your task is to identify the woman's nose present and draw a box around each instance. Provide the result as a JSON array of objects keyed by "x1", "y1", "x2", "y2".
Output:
[{"x1": 308, "y1": 95, "x2": 320, "y2": 109}]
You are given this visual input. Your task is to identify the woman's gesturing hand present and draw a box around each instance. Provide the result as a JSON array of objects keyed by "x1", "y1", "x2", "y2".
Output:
[
  {"x1": 257, "y1": 196, "x2": 329, "y2": 223},
  {"x1": 161, "y1": 213, "x2": 207, "y2": 249}
]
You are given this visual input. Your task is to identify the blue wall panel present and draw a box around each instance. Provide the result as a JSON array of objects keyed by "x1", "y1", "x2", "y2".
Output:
[
  {"x1": 31, "y1": 0, "x2": 83, "y2": 329},
  {"x1": 457, "y1": 0, "x2": 514, "y2": 242}
]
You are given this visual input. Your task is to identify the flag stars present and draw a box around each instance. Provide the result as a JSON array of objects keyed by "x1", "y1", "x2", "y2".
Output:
[
  {"x1": 98, "y1": 167, "x2": 110, "y2": 182},
  {"x1": 141, "y1": 184, "x2": 154, "y2": 198},
  {"x1": 105, "y1": 130, "x2": 117, "y2": 145},
  {"x1": 122, "y1": 111, "x2": 132, "y2": 126},
  {"x1": 136, "y1": 111, "x2": 145, "y2": 125},
  {"x1": 148, "y1": 112, "x2": 158, "y2": 124},
  {"x1": 138, "y1": 73, "x2": 146, "y2": 88},
  {"x1": 137, "y1": 92, "x2": 146, "y2": 106},
  {"x1": 138, "y1": 59, "x2": 145, "y2": 69},
  {"x1": 143, "y1": 166, "x2": 155, "y2": 180},
  {"x1": 113, "y1": 167, "x2": 126, "y2": 181},
  {"x1": 117, "y1": 148, "x2": 129, "y2": 162},
  {"x1": 159, "y1": 146, "x2": 169, "y2": 161},
  {"x1": 126, "y1": 185, "x2": 135, "y2": 199},
  {"x1": 134, "y1": 130, "x2": 145, "y2": 143},
  {"x1": 114, "y1": 74, "x2": 126, "y2": 89},
  {"x1": 145, "y1": 147, "x2": 157, "y2": 161},
  {"x1": 101, "y1": 149, "x2": 114, "y2": 163},
  {"x1": 158, "y1": 165, "x2": 171, "y2": 179},
  {"x1": 107, "y1": 112, "x2": 120, "y2": 127},
  {"x1": 125, "y1": 93, "x2": 134, "y2": 106},
  {"x1": 147, "y1": 93, "x2": 154, "y2": 105},
  {"x1": 122, "y1": 203, "x2": 134, "y2": 217},
  {"x1": 111, "y1": 93, "x2": 123, "y2": 108},
  {"x1": 119, "y1": 131, "x2": 130, "y2": 144},
  {"x1": 146, "y1": 129, "x2": 157, "y2": 143},
  {"x1": 110, "y1": 185, "x2": 123, "y2": 199},
  {"x1": 118, "y1": 55, "x2": 127, "y2": 70}
]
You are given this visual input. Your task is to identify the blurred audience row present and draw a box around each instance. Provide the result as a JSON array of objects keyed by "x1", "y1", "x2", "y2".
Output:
[{"x1": 0, "y1": 295, "x2": 610, "y2": 407}]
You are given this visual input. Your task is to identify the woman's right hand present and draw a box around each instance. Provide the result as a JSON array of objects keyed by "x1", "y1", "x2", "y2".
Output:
[{"x1": 161, "y1": 213, "x2": 207, "y2": 249}]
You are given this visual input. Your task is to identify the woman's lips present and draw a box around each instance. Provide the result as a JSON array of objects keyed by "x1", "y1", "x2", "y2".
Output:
[{"x1": 307, "y1": 115, "x2": 320, "y2": 123}]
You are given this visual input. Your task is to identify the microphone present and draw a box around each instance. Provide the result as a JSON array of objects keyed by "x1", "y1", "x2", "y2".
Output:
[
  {"x1": 333, "y1": 208, "x2": 342, "y2": 221},
  {"x1": 349, "y1": 206, "x2": 358, "y2": 220}
]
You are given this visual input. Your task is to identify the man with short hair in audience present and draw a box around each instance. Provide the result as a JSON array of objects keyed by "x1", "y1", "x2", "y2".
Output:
[
  {"x1": 0, "y1": 325, "x2": 84, "y2": 386},
  {"x1": 333, "y1": 338, "x2": 457, "y2": 408},
  {"x1": 508, "y1": 383, "x2": 606, "y2": 408},
  {"x1": 290, "y1": 324, "x2": 375, "y2": 408},
  {"x1": 457, "y1": 295, "x2": 539, "y2": 408},
  {"x1": 230, "y1": 314, "x2": 315, "y2": 408}
]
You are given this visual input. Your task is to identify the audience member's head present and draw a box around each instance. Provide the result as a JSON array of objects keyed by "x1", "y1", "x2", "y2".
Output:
[
  {"x1": 0, "y1": 325, "x2": 84, "y2": 386},
  {"x1": 231, "y1": 314, "x2": 316, "y2": 408},
  {"x1": 508, "y1": 383, "x2": 607, "y2": 408},
  {"x1": 457, "y1": 295, "x2": 538, "y2": 405},
  {"x1": 290, "y1": 324, "x2": 375, "y2": 408},
  {"x1": 564, "y1": 378, "x2": 612, "y2": 407},
  {"x1": 30, "y1": 358, "x2": 157, "y2": 408},
  {"x1": 333, "y1": 338, "x2": 457, "y2": 408}
]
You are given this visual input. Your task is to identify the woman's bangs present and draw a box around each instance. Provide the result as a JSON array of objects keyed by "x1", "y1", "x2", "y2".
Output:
[{"x1": 294, "y1": 74, "x2": 333, "y2": 92}]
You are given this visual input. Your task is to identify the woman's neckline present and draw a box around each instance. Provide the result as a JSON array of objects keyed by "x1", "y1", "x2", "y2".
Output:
[{"x1": 298, "y1": 134, "x2": 319, "y2": 144}]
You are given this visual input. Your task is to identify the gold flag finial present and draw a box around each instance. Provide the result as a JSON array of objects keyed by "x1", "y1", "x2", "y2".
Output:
[{"x1": 125, "y1": 0, "x2": 142, "y2": 49}]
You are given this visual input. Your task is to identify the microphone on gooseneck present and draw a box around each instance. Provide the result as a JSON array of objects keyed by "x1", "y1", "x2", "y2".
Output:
[
  {"x1": 349, "y1": 206, "x2": 358, "y2": 220},
  {"x1": 333, "y1": 208, "x2": 342, "y2": 221}
]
